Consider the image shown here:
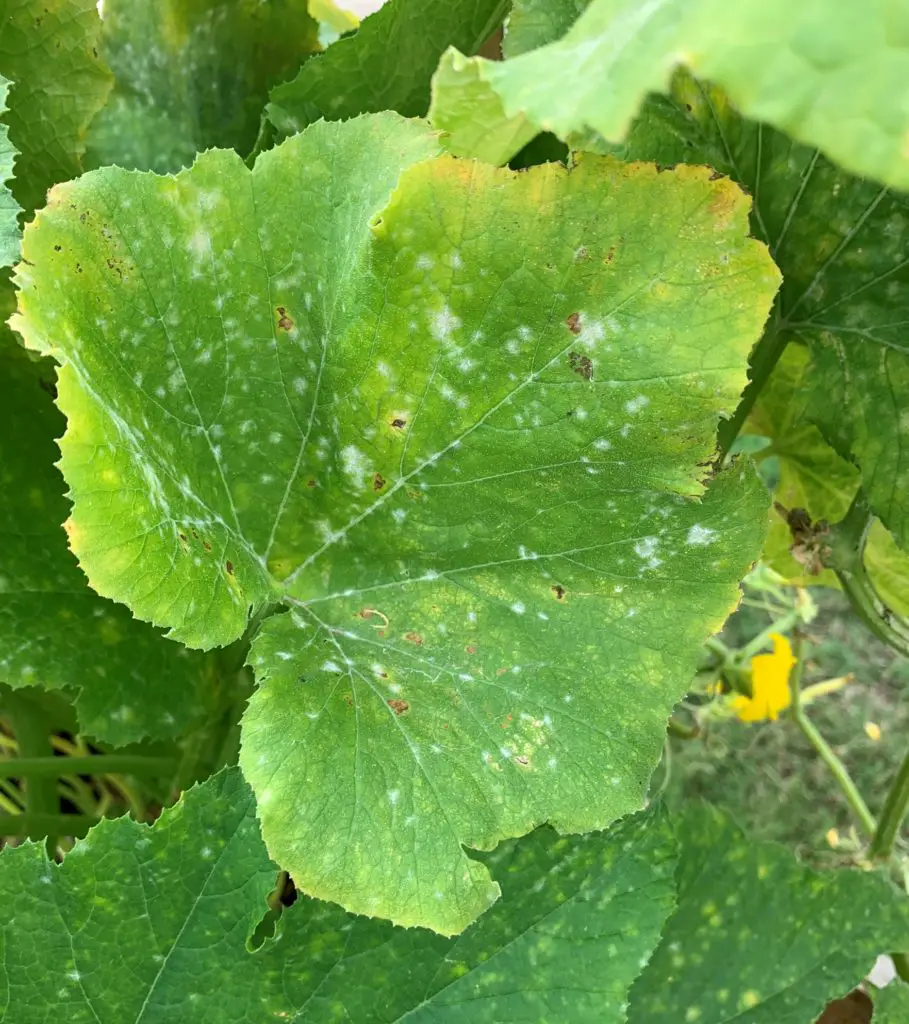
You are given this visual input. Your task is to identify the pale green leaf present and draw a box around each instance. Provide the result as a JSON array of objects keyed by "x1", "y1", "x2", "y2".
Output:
[
  {"x1": 0, "y1": 332, "x2": 214, "y2": 745},
  {"x1": 628, "y1": 804, "x2": 909, "y2": 1024},
  {"x1": 0, "y1": 0, "x2": 111, "y2": 215},
  {"x1": 875, "y1": 982, "x2": 909, "y2": 1023},
  {"x1": 266, "y1": 0, "x2": 508, "y2": 138},
  {"x1": 431, "y1": 0, "x2": 909, "y2": 191},
  {"x1": 84, "y1": 0, "x2": 319, "y2": 174},
  {"x1": 0, "y1": 766, "x2": 679, "y2": 1022},
  {"x1": 0, "y1": 75, "x2": 20, "y2": 266},
  {"x1": 14, "y1": 112, "x2": 777, "y2": 929}
]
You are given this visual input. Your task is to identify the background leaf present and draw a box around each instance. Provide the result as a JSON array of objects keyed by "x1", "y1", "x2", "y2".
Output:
[
  {"x1": 84, "y1": 0, "x2": 319, "y2": 173},
  {"x1": 0, "y1": 334, "x2": 215, "y2": 745},
  {"x1": 628, "y1": 804, "x2": 909, "y2": 1023},
  {"x1": 14, "y1": 113, "x2": 777, "y2": 929},
  {"x1": 875, "y1": 982, "x2": 909, "y2": 1023},
  {"x1": 0, "y1": 766, "x2": 679, "y2": 1023},
  {"x1": 431, "y1": 0, "x2": 909, "y2": 191},
  {"x1": 0, "y1": 0, "x2": 111, "y2": 215},
  {"x1": 266, "y1": 0, "x2": 508, "y2": 139}
]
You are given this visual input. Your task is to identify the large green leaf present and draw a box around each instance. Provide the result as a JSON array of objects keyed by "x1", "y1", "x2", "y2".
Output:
[
  {"x1": 0, "y1": 0, "x2": 111, "y2": 215},
  {"x1": 0, "y1": 333, "x2": 214, "y2": 745},
  {"x1": 13, "y1": 112, "x2": 777, "y2": 930},
  {"x1": 431, "y1": 0, "x2": 909, "y2": 190},
  {"x1": 0, "y1": 75, "x2": 19, "y2": 267},
  {"x1": 0, "y1": 766, "x2": 679, "y2": 1022},
  {"x1": 876, "y1": 982, "x2": 909, "y2": 1023},
  {"x1": 502, "y1": 0, "x2": 588, "y2": 58},
  {"x1": 84, "y1": 0, "x2": 319, "y2": 174},
  {"x1": 628, "y1": 804, "x2": 909, "y2": 1023},
  {"x1": 266, "y1": 0, "x2": 507, "y2": 138}
]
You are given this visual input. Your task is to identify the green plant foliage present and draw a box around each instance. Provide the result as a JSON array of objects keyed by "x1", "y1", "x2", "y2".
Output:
[
  {"x1": 0, "y1": 335, "x2": 215, "y2": 745},
  {"x1": 12, "y1": 111, "x2": 778, "y2": 930},
  {"x1": 628, "y1": 804, "x2": 909, "y2": 1023},
  {"x1": 266, "y1": 0, "x2": 508, "y2": 139},
  {"x1": 581, "y1": 74, "x2": 909, "y2": 568},
  {"x1": 432, "y1": 0, "x2": 909, "y2": 192},
  {"x1": 502, "y1": 0, "x2": 588, "y2": 58},
  {"x1": 0, "y1": 767, "x2": 680, "y2": 1022},
  {"x1": 876, "y1": 981, "x2": 909, "y2": 1023},
  {"x1": 0, "y1": 0, "x2": 111, "y2": 215},
  {"x1": 84, "y1": 0, "x2": 319, "y2": 173}
]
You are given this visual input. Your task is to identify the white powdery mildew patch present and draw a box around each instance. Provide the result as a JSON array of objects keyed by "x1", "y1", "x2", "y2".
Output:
[
  {"x1": 624, "y1": 394, "x2": 650, "y2": 415},
  {"x1": 687, "y1": 524, "x2": 718, "y2": 546},
  {"x1": 340, "y1": 444, "x2": 372, "y2": 487},
  {"x1": 633, "y1": 535, "x2": 662, "y2": 570},
  {"x1": 430, "y1": 305, "x2": 461, "y2": 342}
]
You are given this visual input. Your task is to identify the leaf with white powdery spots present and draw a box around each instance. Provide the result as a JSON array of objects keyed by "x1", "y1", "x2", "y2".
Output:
[
  {"x1": 628, "y1": 805, "x2": 909, "y2": 1024},
  {"x1": 0, "y1": 767, "x2": 679, "y2": 1023},
  {"x1": 84, "y1": 0, "x2": 319, "y2": 174},
  {"x1": 14, "y1": 112, "x2": 777, "y2": 931}
]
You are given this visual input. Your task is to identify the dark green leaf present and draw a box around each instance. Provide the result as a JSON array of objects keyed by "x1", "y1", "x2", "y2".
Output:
[
  {"x1": 0, "y1": 766, "x2": 678, "y2": 1022},
  {"x1": 267, "y1": 0, "x2": 508, "y2": 138},
  {"x1": 628, "y1": 804, "x2": 909, "y2": 1023},
  {"x1": 0, "y1": 0, "x2": 111, "y2": 215}
]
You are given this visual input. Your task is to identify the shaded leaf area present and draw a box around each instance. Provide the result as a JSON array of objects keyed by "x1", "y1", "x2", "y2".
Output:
[
  {"x1": 743, "y1": 345, "x2": 909, "y2": 614},
  {"x1": 0, "y1": 334, "x2": 214, "y2": 745},
  {"x1": 431, "y1": 0, "x2": 909, "y2": 192},
  {"x1": 875, "y1": 982, "x2": 909, "y2": 1023},
  {"x1": 0, "y1": 76, "x2": 20, "y2": 266},
  {"x1": 84, "y1": 0, "x2": 319, "y2": 174},
  {"x1": 266, "y1": 0, "x2": 508, "y2": 139},
  {"x1": 629, "y1": 805, "x2": 909, "y2": 1024},
  {"x1": 590, "y1": 72, "x2": 909, "y2": 565},
  {"x1": 0, "y1": 767, "x2": 678, "y2": 1023},
  {"x1": 14, "y1": 112, "x2": 776, "y2": 930},
  {"x1": 0, "y1": 0, "x2": 111, "y2": 215}
]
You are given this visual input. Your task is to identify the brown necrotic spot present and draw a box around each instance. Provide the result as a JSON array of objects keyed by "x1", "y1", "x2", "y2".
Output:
[
  {"x1": 276, "y1": 306, "x2": 294, "y2": 331},
  {"x1": 405, "y1": 632, "x2": 424, "y2": 646},
  {"x1": 568, "y1": 351, "x2": 593, "y2": 380},
  {"x1": 387, "y1": 699, "x2": 410, "y2": 715},
  {"x1": 391, "y1": 417, "x2": 406, "y2": 430},
  {"x1": 226, "y1": 560, "x2": 234, "y2": 574},
  {"x1": 566, "y1": 312, "x2": 581, "y2": 335},
  {"x1": 552, "y1": 584, "x2": 566, "y2": 600},
  {"x1": 373, "y1": 472, "x2": 386, "y2": 491}
]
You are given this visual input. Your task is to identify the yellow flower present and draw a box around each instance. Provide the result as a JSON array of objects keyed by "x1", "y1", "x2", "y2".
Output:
[{"x1": 729, "y1": 633, "x2": 795, "y2": 723}]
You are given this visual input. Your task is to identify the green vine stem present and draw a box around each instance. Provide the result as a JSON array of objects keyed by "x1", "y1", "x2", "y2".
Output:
[
  {"x1": 3, "y1": 691, "x2": 60, "y2": 844},
  {"x1": 787, "y1": 632, "x2": 877, "y2": 837},
  {"x1": 829, "y1": 493, "x2": 909, "y2": 658},
  {"x1": 869, "y1": 746, "x2": 909, "y2": 861},
  {"x1": 0, "y1": 755, "x2": 176, "y2": 779},
  {"x1": 0, "y1": 813, "x2": 96, "y2": 837}
]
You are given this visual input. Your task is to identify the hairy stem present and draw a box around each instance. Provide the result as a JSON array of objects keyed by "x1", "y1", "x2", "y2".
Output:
[
  {"x1": 869, "y1": 746, "x2": 909, "y2": 861},
  {"x1": 3, "y1": 691, "x2": 59, "y2": 844},
  {"x1": 788, "y1": 633, "x2": 876, "y2": 837}
]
